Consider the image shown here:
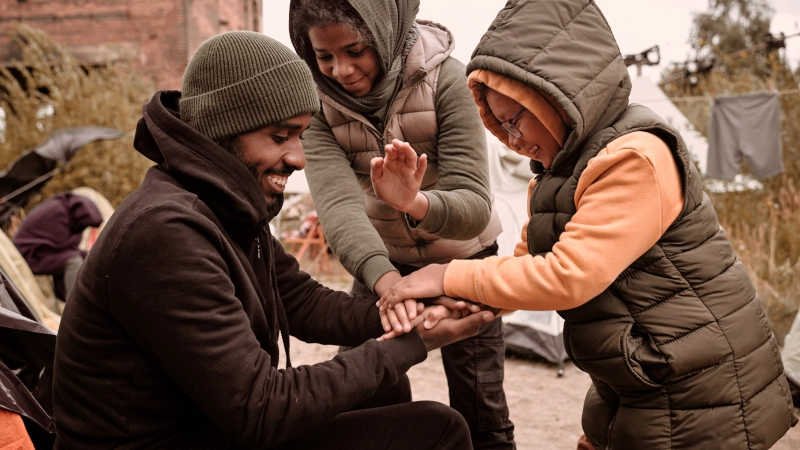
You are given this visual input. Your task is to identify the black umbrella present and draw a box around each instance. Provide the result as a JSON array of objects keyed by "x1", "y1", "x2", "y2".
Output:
[{"x1": 0, "y1": 126, "x2": 125, "y2": 225}]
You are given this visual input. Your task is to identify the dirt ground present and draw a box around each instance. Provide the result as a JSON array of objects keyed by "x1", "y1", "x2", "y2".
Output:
[
  {"x1": 294, "y1": 258, "x2": 800, "y2": 450},
  {"x1": 290, "y1": 339, "x2": 800, "y2": 449}
]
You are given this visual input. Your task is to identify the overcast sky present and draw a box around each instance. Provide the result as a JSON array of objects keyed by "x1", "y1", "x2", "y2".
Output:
[{"x1": 263, "y1": 0, "x2": 800, "y2": 81}]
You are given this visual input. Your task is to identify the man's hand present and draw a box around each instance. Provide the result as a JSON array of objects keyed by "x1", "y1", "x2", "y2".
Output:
[
  {"x1": 576, "y1": 434, "x2": 596, "y2": 450},
  {"x1": 374, "y1": 271, "x2": 420, "y2": 334},
  {"x1": 417, "y1": 310, "x2": 495, "y2": 351},
  {"x1": 370, "y1": 139, "x2": 429, "y2": 221},
  {"x1": 432, "y1": 296, "x2": 484, "y2": 315},
  {"x1": 379, "y1": 300, "x2": 425, "y2": 335},
  {"x1": 377, "y1": 263, "x2": 448, "y2": 312}
]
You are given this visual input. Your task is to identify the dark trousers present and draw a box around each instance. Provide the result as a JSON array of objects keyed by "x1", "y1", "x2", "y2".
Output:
[
  {"x1": 347, "y1": 243, "x2": 516, "y2": 449},
  {"x1": 273, "y1": 376, "x2": 472, "y2": 450}
]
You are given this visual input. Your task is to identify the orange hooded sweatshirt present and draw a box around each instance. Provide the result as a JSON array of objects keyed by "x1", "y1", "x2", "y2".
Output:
[
  {"x1": 0, "y1": 409, "x2": 34, "y2": 450},
  {"x1": 444, "y1": 130, "x2": 684, "y2": 311}
]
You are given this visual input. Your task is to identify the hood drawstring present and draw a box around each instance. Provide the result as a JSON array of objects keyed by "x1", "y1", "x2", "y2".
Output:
[
  {"x1": 249, "y1": 228, "x2": 292, "y2": 369},
  {"x1": 259, "y1": 228, "x2": 292, "y2": 369}
]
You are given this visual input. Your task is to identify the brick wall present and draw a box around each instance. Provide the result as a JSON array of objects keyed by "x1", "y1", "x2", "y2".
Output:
[{"x1": 0, "y1": 0, "x2": 262, "y2": 90}]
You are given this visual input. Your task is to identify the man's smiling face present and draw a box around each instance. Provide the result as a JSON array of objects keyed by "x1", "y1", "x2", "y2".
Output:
[{"x1": 231, "y1": 113, "x2": 311, "y2": 214}]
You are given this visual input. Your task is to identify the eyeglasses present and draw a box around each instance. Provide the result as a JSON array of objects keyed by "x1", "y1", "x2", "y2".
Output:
[{"x1": 500, "y1": 107, "x2": 526, "y2": 139}]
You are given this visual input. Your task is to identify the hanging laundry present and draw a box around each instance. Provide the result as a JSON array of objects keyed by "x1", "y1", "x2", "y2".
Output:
[{"x1": 707, "y1": 91, "x2": 783, "y2": 180}]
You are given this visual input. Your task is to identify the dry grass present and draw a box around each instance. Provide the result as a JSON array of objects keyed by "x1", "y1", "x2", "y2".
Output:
[
  {"x1": 663, "y1": 53, "x2": 800, "y2": 343},
  {"x1": 0, "y1": 24, "x2": 154, "y2": 210},
  {"x1": 720, "y1": 179, "x2": 800, "y2": 342}
]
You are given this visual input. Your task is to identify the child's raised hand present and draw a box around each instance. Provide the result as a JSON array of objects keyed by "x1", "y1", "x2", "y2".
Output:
[{"x1": 370, "y1": 139, "x2": 428, "y2": 220}]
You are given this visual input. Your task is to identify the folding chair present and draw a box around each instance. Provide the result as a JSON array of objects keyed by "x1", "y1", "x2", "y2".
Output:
[{"x1": 281, "y1": 219, "x2": 331, "y2": 275}]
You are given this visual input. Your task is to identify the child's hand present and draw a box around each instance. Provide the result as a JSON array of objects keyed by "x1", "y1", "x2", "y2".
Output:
[
  {"x1": 377, "y1": 295, "x2": 482, "y2": 337},
  {"x1": 378, "y1": 299, "x2": 424, "y2": 335},
  {"x1": 377, "y1": 302, "x2": 467, "y2": 341},
  {"x1": 431, "y1": 296, "x2": 484, "y2": 314},
  {"x1": 376, "y1": 263, "x2": 448, "y2": 312},
  {"x1": 370, "y1": 139, "x2": 428, "y2": 220}
]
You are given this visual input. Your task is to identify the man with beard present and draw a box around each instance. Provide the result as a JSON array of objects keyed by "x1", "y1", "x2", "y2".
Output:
[{"x1": 52, "y1": 31, "x2": 493, "y2": 450}]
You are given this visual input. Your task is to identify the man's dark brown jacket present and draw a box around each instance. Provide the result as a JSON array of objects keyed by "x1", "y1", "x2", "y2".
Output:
[{"x1": 52, "y1": 91, "x2": 426, "y2": 449}]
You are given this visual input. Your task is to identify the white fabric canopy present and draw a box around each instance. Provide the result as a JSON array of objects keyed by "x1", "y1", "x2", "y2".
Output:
[
  {"x1": 486, "y1": 131, "x2": 533, "y2": 257},
  {"x1": 628, "y1": 75, "x2": 709, "y2": 173},
  {"x1": 284, "y1": 170, "x2": 310, "y2": 194},
  {"x1": 783, "y1": 312, "x2": 800, "y2": 383}
]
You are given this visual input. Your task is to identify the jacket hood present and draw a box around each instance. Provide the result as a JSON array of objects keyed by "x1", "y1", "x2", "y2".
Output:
[
  {"x1": 467, "y1": 0, "x2": 631, "y2": 172},
  {"x1": 402, "y1": 20, "x2": 454, "y2": 82},
  {"x1": 134, "y1": 91, "x2": 273, "y2": 237},
  {"x1": 314, "y1": 20, "x2": 455, "y2": 122}
]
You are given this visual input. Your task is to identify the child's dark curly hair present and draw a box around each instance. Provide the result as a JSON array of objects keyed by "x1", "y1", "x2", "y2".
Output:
[{"x1": 289, "y1": 0, "x2": 376, "y2": 62}]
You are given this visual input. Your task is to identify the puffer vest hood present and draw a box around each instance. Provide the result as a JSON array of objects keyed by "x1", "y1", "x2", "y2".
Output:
[
  {"x1": 467, "y1": 0, "x2": 631, "y2": 176},
  {"x1": 466, "y1": 0, "x2": 796, "y2": 447},
  {"x1": 317, "y1": 21, "x2": 501, "y2": 265}
]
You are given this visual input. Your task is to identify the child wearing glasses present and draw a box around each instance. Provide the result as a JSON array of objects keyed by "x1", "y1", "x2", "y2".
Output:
[
  {"x1": 376, "y1": 0, "x2": 797, "y2": 449},
  {"x1": 288, "y1": 0, "x2": 514, "y2": 447}
]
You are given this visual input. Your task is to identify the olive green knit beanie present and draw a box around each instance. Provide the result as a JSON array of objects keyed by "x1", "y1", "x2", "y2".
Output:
[{"x1": 180, "y1": 31, "x2": 319, "y2": 141}]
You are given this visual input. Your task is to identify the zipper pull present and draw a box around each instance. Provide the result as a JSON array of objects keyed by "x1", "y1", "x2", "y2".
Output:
[{"x1": 256, "y1": 236, "x2": 261, "y2": 260}]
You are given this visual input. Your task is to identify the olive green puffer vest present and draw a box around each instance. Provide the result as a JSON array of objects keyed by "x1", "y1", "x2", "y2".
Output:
[
  {"x1": 528, "y1": 104, "x2": 796, "y2": 449},
  {"x1": 319, "y1": 21, "x2": 501, "y2": 265}
]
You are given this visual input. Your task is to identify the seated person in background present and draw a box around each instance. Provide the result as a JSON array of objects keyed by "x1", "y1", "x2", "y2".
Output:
[
  {"x1": 13, "y1": 191, "x2": 102, "y2": 302},
  {"x1": 52, "y1": 31, "x2": 493, "y2": 450},
  {"x1": 377, "y1": 0, "x2": 797, "y2": 449}
]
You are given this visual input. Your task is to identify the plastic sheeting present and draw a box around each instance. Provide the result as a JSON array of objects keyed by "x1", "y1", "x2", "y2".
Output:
[
  {"x1": 0, "y1": 266, "x2": 57, "y2": 444},
  {"x1": 503, "y1": 310, "x2": 568, "y2": 366},
  {"x1": 73, "y1": 186, "x2": 115, "y2": 252}
]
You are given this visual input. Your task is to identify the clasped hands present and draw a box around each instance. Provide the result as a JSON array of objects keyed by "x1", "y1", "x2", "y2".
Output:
[
  {"x1": 376, "y1": 263, "x2": 497, "y2": 343},
  {"x1": 376, "y1": 295, "x2": 486, "y2": 341}
]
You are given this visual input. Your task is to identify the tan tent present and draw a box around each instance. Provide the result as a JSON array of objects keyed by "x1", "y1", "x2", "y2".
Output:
[
  {"x1": 0, "y1": 230, "x2": 59, "y2": 330},
  {"x1": 73, "y1": 186, "x2": 115, "y2": 251}
]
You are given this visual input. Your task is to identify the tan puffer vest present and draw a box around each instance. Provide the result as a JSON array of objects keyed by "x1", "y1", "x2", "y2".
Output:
[{"x1": 318, "y1": 21, "x2": 501, "y2": 265}]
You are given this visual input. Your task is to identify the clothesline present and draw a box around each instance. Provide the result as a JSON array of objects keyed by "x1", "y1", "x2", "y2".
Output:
[
  {"x1": 642, "y1": 89, "x2": 800, "y2": 103},
  {"x1": 658, "y1": 32, "x2": 800, "y2": 87}
]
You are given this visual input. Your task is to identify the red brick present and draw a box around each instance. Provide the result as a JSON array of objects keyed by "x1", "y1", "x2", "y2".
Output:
[{"x1": 0, "y1": 0, "x2": 263, "y2": 90}]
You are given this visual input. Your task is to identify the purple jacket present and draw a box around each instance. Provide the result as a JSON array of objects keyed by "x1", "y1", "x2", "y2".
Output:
[{"x1": 13, "y1": 192, "x2": 102, "y2": 275}]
